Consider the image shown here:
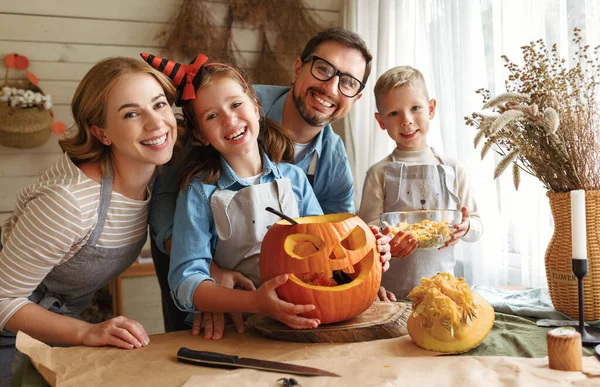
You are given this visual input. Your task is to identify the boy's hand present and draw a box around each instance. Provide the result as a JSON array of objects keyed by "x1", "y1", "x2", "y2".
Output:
[
  {"x1": 440, "y1": 207, "x2": 471, "y2": 249},
  {"x1": 376, "y1": 286, "x2": 397, "y2": 302},
  {"x1": 383, "y1": 226, "x2": 418, "y2": 258},
  {"x1": 369, "y1": 226, "x2": 391, "y2": 272},
  {"x1": 256, "y1": 275, "x2": 320, "y2": 329}
]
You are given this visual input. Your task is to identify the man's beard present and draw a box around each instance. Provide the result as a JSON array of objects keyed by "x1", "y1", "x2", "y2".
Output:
[{"x1": 292, "y1": 84, "x2": 337, "y2": 127}]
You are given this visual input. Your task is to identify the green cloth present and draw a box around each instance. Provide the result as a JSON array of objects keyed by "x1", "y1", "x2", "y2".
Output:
[{"x1": 460, "y1": 312, "x2": 595, "y2": 357}]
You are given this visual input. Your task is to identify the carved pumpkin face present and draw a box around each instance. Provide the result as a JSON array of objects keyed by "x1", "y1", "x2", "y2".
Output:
[{"x1": 260, "y1": 213, "x2": 382, "y2": 324}]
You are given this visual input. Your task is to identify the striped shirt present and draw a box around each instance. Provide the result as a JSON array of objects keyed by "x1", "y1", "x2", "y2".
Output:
[{"x1": 0, "y1": 153, "x2": 150, "y2": 329}]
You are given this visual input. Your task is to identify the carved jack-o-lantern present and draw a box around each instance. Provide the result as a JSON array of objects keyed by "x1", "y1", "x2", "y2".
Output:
[{"x1": 260, "y1": 213, "x2": 382, "y2": 324}]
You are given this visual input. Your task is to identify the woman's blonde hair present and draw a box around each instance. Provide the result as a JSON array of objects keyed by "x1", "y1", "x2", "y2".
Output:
[
  {"x1": 179, "y1": 65, "x2": 294, "y2": 189},
  {"x1": 60, "y1": 57, "x2": 183, "y2": 174}
]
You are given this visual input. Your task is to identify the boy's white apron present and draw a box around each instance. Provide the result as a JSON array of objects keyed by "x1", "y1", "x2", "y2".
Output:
[
  {"x1": 210, "y1": 177, "x2": 298, "y2": 287},
  {"x1": 382, "y1": 148, "x2": 460, "y2": 298}
]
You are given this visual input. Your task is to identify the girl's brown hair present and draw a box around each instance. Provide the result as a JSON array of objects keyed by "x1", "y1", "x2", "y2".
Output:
[
  {"x1": 179, "y1": 65, "x2": 294, "y2": 189},
  {"x1": 60, "y1": 56, "x2": 185, "y2": 174}
]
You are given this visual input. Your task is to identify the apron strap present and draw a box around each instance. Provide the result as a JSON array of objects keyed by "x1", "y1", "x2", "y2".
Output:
[
  {"x1": 88, "y1": 163, "x2": 114, "y2": 245},
  {"x1": 436, "y1": 165, "x2": 461, "y2": 206},
  {"x1": 306, "y1": 152, "x2": 318, "y2": 186},
  {"x1": 210, "y1": 189, "x2": 237, "y2": 241},
  {"x1": 383, "y1": 161, "x2": 406, "y2": 211},
  {"x1": 275, "y1": 178, "x2": 299, "y2": 218}
]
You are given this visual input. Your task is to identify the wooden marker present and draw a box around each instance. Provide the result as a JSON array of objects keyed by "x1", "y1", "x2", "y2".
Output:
[{"x1": 547, "y1": 327, "x2": 582, "y2": 371}]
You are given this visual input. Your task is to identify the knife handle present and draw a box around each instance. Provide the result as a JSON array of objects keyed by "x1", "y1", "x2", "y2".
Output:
[{"x1": 177, "y1": 348, "x2": 240, "y2": 366}]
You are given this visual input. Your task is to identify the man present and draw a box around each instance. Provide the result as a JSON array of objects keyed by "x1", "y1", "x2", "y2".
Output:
[{"x1": 150, "y1": 27, "x2": 379, "y2": 333}]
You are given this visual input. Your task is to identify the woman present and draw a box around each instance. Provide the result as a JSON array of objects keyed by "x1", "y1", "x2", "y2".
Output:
[{"x1": 0, "y1": 56, "x2": 181, "y2": 384}]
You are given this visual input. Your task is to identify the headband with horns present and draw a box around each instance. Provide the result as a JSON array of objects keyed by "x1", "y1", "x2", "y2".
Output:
[{"x1": 140, "y1": 52, "x2": 248, "y2": 107}]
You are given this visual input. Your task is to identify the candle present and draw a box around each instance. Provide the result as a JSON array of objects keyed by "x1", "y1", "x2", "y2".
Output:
[{"x1": 571, "y1": 190, "x2": 587, "y2": 260}]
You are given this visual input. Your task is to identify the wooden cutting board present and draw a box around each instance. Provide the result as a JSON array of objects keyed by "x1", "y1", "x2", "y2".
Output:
[{"x1": 247, "y1": 301, "x2": 411, "y2": 343}]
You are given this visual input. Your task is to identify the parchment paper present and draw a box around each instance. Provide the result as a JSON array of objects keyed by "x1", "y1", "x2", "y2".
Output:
[{"x1": 16, "y1": 327, "x2": 600, "y2": 387}]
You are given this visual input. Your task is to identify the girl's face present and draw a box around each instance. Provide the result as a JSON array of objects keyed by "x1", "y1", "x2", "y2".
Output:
[
  {"x1": 192, "y1": 76, "x2": 260, "y2": 160},
  {"x1": 95, "y1": 72, "x2": 177, "y2": 170}
]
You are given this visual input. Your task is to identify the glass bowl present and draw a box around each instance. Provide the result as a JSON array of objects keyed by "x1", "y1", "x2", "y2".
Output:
[{"x1": 379, "y1": 210, "x2": 462, "y2": 250}]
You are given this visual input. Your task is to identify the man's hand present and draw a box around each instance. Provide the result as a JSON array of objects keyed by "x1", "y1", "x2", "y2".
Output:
[
  {"x1": 191, "y1": 263, "x2": 256, "y2": 340},
  {"x1": 376, "y1": 286, "x2": 397, "y2": 302},
  {"x1": 370, "y1": 226, "x2": 391, "y2": 272}
]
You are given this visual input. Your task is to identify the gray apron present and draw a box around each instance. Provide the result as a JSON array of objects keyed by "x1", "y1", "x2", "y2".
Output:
[
  {"x1": 0, "y1": 164, "x2": 147, "y2": 383},
  {"x1": 381, "y1": 148, "x2": 460, "y2": 299},
  {"x1": 211, "y1": 177, "x2": 298, "y2": 287}
]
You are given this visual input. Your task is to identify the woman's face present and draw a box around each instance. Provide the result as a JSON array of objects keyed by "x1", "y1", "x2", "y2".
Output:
[
  {"x1": 98, "y1": 72, "x2": 177, "y2": 170},
  {"x1": 192, "y1": 76, "x2": 260, "y2": 161}
]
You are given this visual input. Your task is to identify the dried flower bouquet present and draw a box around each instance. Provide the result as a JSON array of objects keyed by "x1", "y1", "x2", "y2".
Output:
[{"x1": 465, "y1": 28, "x2": 600, "y2": 192}]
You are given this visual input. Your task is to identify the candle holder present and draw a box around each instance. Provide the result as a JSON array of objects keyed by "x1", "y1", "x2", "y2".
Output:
[{"x1": 571, "y1": 259, "x2": 600, "y2": 346}]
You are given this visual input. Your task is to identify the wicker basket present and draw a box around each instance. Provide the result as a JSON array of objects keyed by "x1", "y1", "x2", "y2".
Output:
[
  {"x1": 0, "y1": 80, "x2": 52, "y2": 148},
  {"x1": 545, "y1": 190, "x2": 600, "y2": 320}
]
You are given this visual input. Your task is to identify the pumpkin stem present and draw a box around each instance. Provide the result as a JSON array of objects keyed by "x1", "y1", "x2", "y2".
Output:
[{"x1": 265, "y1": 206, "x2": 298, "y2": 225}]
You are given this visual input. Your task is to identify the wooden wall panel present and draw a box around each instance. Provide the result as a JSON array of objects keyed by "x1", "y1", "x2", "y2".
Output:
[{"x1": 0, "y1": 0, "x2": 342, "y2": 219}]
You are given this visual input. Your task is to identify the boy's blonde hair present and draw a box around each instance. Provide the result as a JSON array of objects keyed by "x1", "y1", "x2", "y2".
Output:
[{"x1": 374, "y1": 66, "x2": 429, "y2": 110}]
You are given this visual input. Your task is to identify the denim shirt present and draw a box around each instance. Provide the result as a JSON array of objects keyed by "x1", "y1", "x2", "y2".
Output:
[
  {"x1": 149, "y1": 85, "x2": 355, "y2": 254},
  {"x1": 168, "y1": 151, "x2": 323, "y2": 312},
  {"x1": 255, "y1": 85, "x2": 355, "y2": 215}
]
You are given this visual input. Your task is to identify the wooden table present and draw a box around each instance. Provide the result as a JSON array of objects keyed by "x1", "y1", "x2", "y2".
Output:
[{"x1": 13, "y1": 310, "x2": 600, "y2": 386}]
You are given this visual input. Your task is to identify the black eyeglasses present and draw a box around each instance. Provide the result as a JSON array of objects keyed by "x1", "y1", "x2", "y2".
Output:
[{"x1": 302, "y1": 55, "x2": 365, "y2": 98}]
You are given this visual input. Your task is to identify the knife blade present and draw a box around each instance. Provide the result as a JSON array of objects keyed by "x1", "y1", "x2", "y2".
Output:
[{"x1": 176, "y1": 347, "x2": 340, "y2": 377}]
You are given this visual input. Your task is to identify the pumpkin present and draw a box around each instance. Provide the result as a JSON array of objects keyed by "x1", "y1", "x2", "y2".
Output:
[
  {"x1": 407, "y1": 273, "x2": 494, "y2": 353},
  {"x1": 259, "y1": 213, "x2": 381, "y2": 324}
]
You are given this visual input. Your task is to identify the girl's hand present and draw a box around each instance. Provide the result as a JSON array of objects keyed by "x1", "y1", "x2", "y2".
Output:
[
  {"x1": 440, "y1": 207, "x2": 470, "y2": 249},
  {"x1": 370, "y1": 226, "x2": 391, "y2": 272},
  {"x1": 376, "y1": 286, "x2": 397, "y2": 302},
  {"x1": 383, "y1": 226, "x2": 418, "y2": 258},
  {"x1": 80, "y1": 316, "x2": 149, "y2": 349},
  {"x1": 256, "y1": 275, "x2": 320, "y2": 329},
  {"x1": 194, "y1": 263, "x2": 257, "y2": 339}
]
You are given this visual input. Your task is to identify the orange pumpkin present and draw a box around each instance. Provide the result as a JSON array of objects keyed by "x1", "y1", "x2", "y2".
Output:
[{"x1": 260, "y1": 213, "x2": 381, "y2": 324}]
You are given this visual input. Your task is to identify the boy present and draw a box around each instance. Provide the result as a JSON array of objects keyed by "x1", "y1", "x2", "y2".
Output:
[{"x1": 358, "y1": 66, "x2": 483, "y2": 299}]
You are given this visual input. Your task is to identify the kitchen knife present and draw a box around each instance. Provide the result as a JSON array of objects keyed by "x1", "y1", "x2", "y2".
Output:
[{"x1": 177, "y1": 347, "x2": 340, "y2": 377}]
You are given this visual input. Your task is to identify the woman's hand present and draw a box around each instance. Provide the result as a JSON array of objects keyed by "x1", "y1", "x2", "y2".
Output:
[
  {"x1": 255, "y1": 275, "x2": 320, "y2": 329},
  {"x1": 383, "y1": 226, "x2": 418, "y2": 258},
  {"x1": 193, "y1": 263, "x2": 257, "y2": 339},
  {"x1": 440, "y1": 207, "x2": 470, "y2": 249},
  {"x1": 370, "y1": 226, "x2": 391, "y2": 272},
  {"x1": 80, "y1": 316, "x2": 149, "y2": 349}
]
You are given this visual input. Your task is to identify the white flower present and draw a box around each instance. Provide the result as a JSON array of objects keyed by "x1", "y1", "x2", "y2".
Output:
[
  {"x1": 43, "y1": 100, "x2": 53, "y2": 110},
  {"x1": 543, "y1": 107, "x2": 560, "y2": 135},
  {"x1": 489, "y1": 110, "x2": 525, "y2": 134}
]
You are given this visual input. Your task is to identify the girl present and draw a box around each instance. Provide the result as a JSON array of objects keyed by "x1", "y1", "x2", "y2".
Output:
[
  {"x1": 165, "y1": 61, "x2": 323, "y2": 335},
  {"x1": 0, "y1": 56, "x2": 182, "y2": 384}
]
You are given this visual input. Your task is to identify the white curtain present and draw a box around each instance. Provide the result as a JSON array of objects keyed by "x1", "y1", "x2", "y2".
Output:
[{"x1": 343, "y1": 0, "x2": 600, "y2": 288}]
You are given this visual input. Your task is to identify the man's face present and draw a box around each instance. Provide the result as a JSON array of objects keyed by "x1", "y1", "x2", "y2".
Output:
[{"x1": 291, "y1": 40, "x2": 366, "y2": 128}]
